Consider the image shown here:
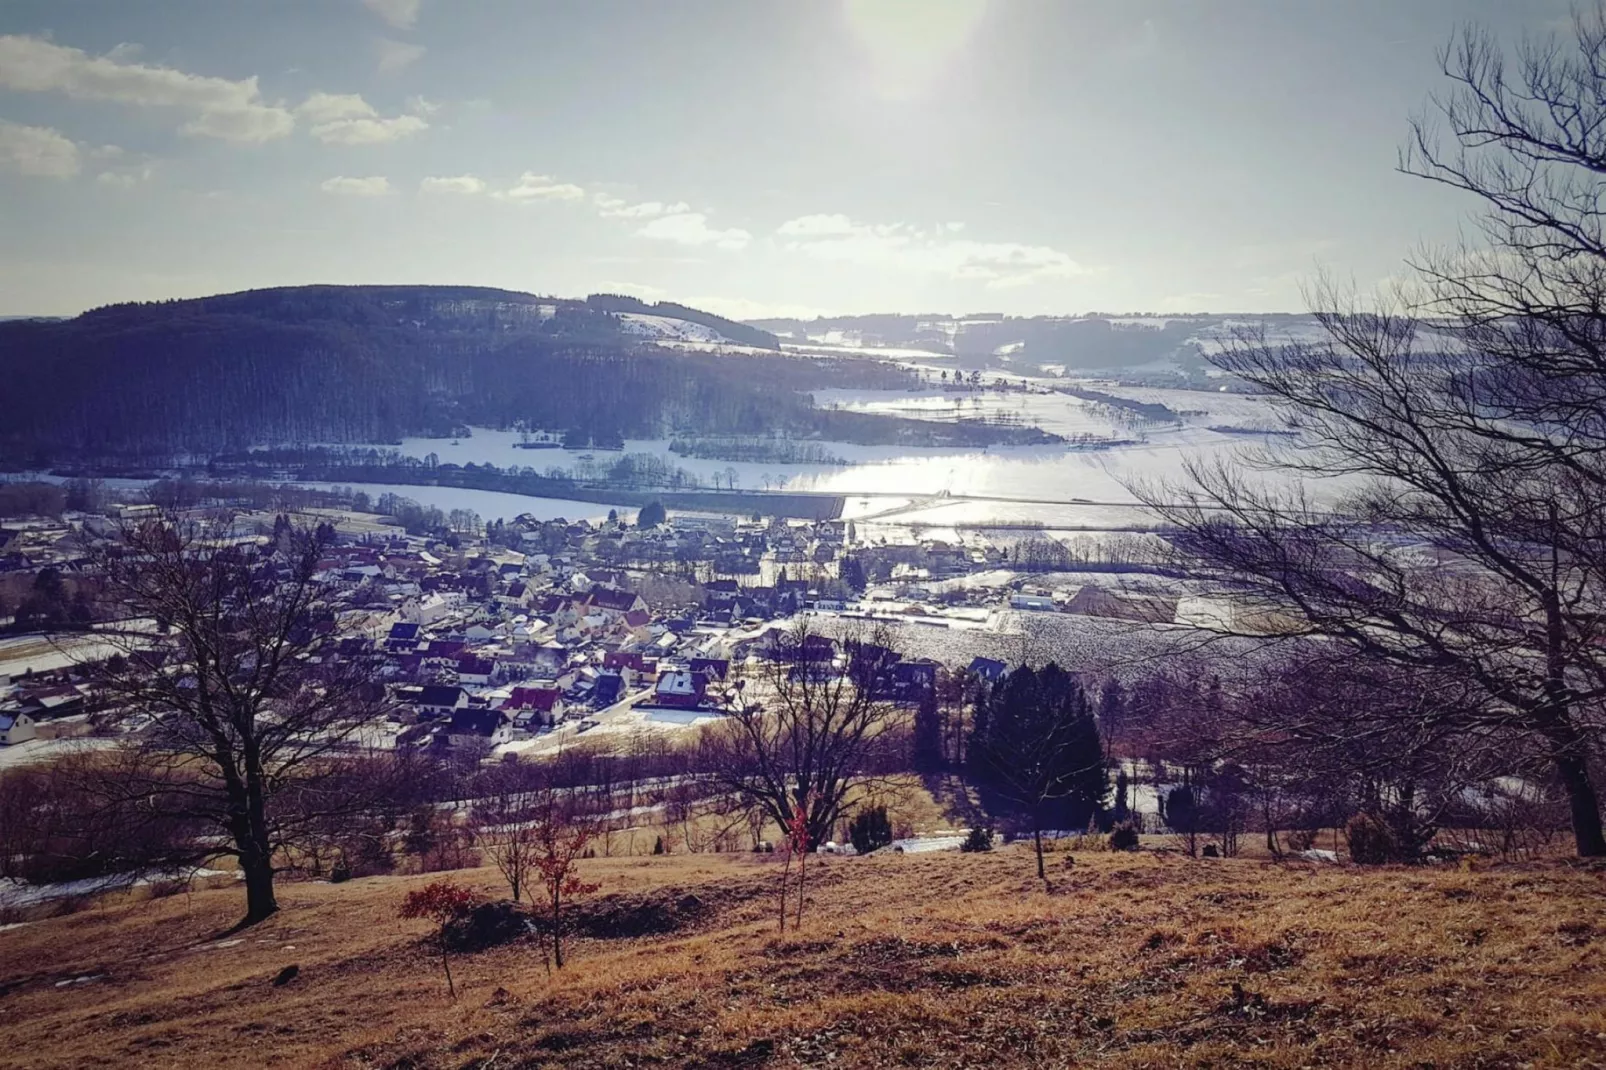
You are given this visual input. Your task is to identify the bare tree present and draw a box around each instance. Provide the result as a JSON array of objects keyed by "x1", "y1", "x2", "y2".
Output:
[
  {"x1": 84, "y1": 513, "x2": 392, "y2": 924},
  {"x1": 707, "y1": 619, "x2": 903, "y2": 849},
  {"x1": 472, "y1": 765, "x2": 543, "y2": 902},
  {"x1": 528, "y1": 790, "x2": 599, "y2": 969},
  {"x1": 1143, "y1": 7, "x2": 1606, "y2": 858}
]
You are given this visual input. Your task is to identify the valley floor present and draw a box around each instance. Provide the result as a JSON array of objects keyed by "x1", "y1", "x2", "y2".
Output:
[{"x1": 0, "y1": 848, "x2": 1603, "y2": 1068}]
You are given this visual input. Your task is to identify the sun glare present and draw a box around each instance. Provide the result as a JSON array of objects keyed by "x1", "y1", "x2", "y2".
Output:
[{"x1": 843, "y1": 0, "x2": 988, "y2": 98}]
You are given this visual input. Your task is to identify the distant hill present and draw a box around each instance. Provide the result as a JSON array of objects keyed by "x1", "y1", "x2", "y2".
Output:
[
  {"x1": 751, "y1": 311, "x2": 1327, "y2": 373},
  {"x1": 0, "y1": 285, "x2": 1050, "y2": 463}
]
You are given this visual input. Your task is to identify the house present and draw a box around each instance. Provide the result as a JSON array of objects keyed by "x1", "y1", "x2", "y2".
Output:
[
  {"x1": 583, "y1": 586, "x2": 648, "y2": 620},
  {"x1": 501, "y1": 686, "x2": 564, "y2": 728},
  {"x1": 1009, "y1": 593, "x2": 1057, "y2": 612},
  {"x1": 0, "y1": 711, "x2": 36, "y2": 745},
  {"x1": 968, "y1": 657, "x2": 1008, "y2": 682},
  {"x1": 386, "y1": 621, "x2": 421, "y2": 652},
  {"x1": 415, "y1": 684, "x2": 468, "y2": 719},
  {"x1": 653, "y1": 669, "x2": 709, "y2": 709},
  {"x1": 447, "y1": 707, "x2": 506, "y2": 738},
  {"x1": 17, "y1": 687, "x2": 85, "y2": 720},
  {"x1": 593, "y1": 671, "x2": 626, "y2": 707},
  {"x1": 455, "y1": 655, "x2": 495, "y2": 686}
]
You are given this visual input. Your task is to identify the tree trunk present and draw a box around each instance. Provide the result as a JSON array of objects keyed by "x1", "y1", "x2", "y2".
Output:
[
  {"x1": 237, "y1": 757, "x2": 277, "y2": 924},
  {"x1": 441, "y1": 939, "x2": 456, "y2": 999},
  {"x1": 1033, "y1": 825, "x2": 1045, "y2": 883},
  {"x1": 551, "y1": 890, "x2": 565, "y2": 969},
  {"x1": 1538, "y1": 708, "x2": 1606, "y2": 857},
  {"x1": 795, "y1": 848, "x2": 806, "y2": 928},
  {"x1": 1553, "y1": 748, "x2": 1606, "y2": 857},
  {"x1": 241, "y1": 852, "x2": 278, "y2": 924}
]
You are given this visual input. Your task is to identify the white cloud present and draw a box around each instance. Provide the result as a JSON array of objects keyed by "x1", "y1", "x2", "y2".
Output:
[
  {"x1": 96, "y1": 164, "x2": 154, "y2": 187},
  {"x1": 595, "y1": 194, "x2": 691, "y2": 219},
  {"x1": 0, "y1": 119, "x2": 80, "y2": 178},
  {"x1": 298, "y1": 92, "x2": 374, "y2": 124},
  {"x1": 776, "y1": 213, "x2": 1092, "y2": 288},
  {"x1": 0, "y1": 34, "x2": 294, "y2": 142},
  {"x1": 321, "y1": 175, "x2": 391, "y2": 196},
  {"x1": 298, "y1": 92, "x2": 427, "y2": 144},
  {"x1": 495, "y1": 172, "x2": 586, "y2": 202},
  {"x1": 375, "y1": 37, "x2": 426, "y2": 74},
  {"x1": 776, "y1": 213, "x2": 860, "y2": 238},
  {"x1": 362, "y1": 0, "x2": 422, "y2": 30},
  {"x1": 420, "y1": 174, "x2": 486, "y2": 195},
  {"x1": 637, "y1": 212, "x2": 751, "y2": 250}
]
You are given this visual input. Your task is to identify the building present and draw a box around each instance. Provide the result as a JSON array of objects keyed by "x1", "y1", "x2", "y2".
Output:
[
  {"x1": 501, "y1": 686, "x2": 564, "y2": 728},
  {"x1": 0, "y1": 711, "x2": 37, "y2": 746},
  {"x1": 653, "y1": 669, "x2": 710, "y2": 709}
]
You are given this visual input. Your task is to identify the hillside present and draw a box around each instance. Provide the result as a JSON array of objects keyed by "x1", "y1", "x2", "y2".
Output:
[
  {"x1": 1, "y1": 847, "x2": 1602, "y2": 1068},
  {"x1": 751, "y1": 312, "x2": 1329, "y2": 374},
  {"x1": 0, "y1": 286, "x2": 1046, "y2": 464}
]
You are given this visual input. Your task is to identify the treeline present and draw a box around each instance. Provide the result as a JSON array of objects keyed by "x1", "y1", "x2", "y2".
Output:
[
  {"x1": 0, "y1": 285, "x2": 932, "y2": 463},
  {"x1": 667, "y1": 437, "x2": 848, "y2": 465}
]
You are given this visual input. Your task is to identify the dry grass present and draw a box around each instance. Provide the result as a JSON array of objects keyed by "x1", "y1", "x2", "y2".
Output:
[{"x1": 1, "y1": 848, "x2": 1604, "y2": 1068}]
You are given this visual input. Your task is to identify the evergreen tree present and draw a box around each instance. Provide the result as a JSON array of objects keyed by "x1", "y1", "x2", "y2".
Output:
[
  {"x1": 912, "y1": 688, "x2": 944, "y2": 773},
  {"x1": 968, "y1": 663, "x2": 1106, "y2": 883},
  {"x1": 848, "y1": 805, "x2": 893, "y2": 854}
]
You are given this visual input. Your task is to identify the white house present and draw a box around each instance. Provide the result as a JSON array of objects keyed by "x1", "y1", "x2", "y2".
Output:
[{"x1": 0, "y1": 711, "x2": 37, "y2": 746}]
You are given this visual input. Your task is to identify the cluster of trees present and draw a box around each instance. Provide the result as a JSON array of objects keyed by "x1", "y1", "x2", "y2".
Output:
[
  {"x1": 667, "y1": 436, "x2": 848, "y2": 466},
  {"x1": 0, "y1": 480, "x2": 98, "y2": 518}
]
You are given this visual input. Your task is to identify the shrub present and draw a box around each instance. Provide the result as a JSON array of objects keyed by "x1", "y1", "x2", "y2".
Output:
[
  {"x1": 399, "y1": 880, "x2": 484, "y2": 998},
  {"x1": 1346, "y1": 812, "x2": 1401, "y2": 865},
  {"x1": 848, "y1": 806, "x2": 894, "y2": 855},
  {"x1": 1108, "y1": 822, "x2": 1140, "y2": 851},
  {"x1": 961, "y1": 826, "x2": 994, "y2": 853}
]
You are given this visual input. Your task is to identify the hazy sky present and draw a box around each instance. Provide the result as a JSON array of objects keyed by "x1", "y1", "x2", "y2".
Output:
[{"x1": 0, "y1": 0, "x2": 1576, "y2": 319}]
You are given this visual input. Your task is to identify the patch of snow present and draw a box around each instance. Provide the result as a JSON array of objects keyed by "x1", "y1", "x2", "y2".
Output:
[
  {"x1": 0, "y1": 867, "x2": 235, "y2": 908},
  {"x1": 617, "y1": 313, "x2": 725, "y2": 344}
]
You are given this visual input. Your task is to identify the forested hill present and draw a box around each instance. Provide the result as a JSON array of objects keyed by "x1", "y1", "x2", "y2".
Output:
[{"x1": 0, "y1": 284, "x2": 1024, "y2": 463}]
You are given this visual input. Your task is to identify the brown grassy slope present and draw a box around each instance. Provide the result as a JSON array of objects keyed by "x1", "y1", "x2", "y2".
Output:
[{"x1": 1, "y1": 850, "x2": 1605, "y2": 1069}]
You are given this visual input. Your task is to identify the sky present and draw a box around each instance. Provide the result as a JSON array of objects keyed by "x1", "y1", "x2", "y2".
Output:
[{"x1": 0, "y1": 0, "x2": 1579, "y2": 320}]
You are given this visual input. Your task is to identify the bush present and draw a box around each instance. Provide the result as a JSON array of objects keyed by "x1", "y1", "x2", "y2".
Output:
[
  {"x1": 1346, "y1": 812, "x2": 1402, "y2": 865},
  {"x1": 848, "y1": 806, "x2": 894, "y2": 854},
  {"x1": 652, "y1": 836, "x2": 665, "y2": 856},
  {"x1": 1108, "y1": 822, "x2": 1140, "y2": 851},
  {"x1": 960, "y1": 826, "x2": 994, "y2": 852}
]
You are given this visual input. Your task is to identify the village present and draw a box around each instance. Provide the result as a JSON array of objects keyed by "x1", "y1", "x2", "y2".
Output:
[{"x1": 0, "y1": 496, "x2": 1197, "y2": 769}]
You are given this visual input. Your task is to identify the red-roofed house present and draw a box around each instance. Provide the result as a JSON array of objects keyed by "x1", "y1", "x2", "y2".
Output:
[{"x1": 501, "y1": 686, "x2": 564, "y2": 728}]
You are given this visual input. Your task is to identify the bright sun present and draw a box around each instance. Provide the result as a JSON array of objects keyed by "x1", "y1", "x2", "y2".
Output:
[{"x1": 842, "y1": 0, "x2": 989, "y2": 98}]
